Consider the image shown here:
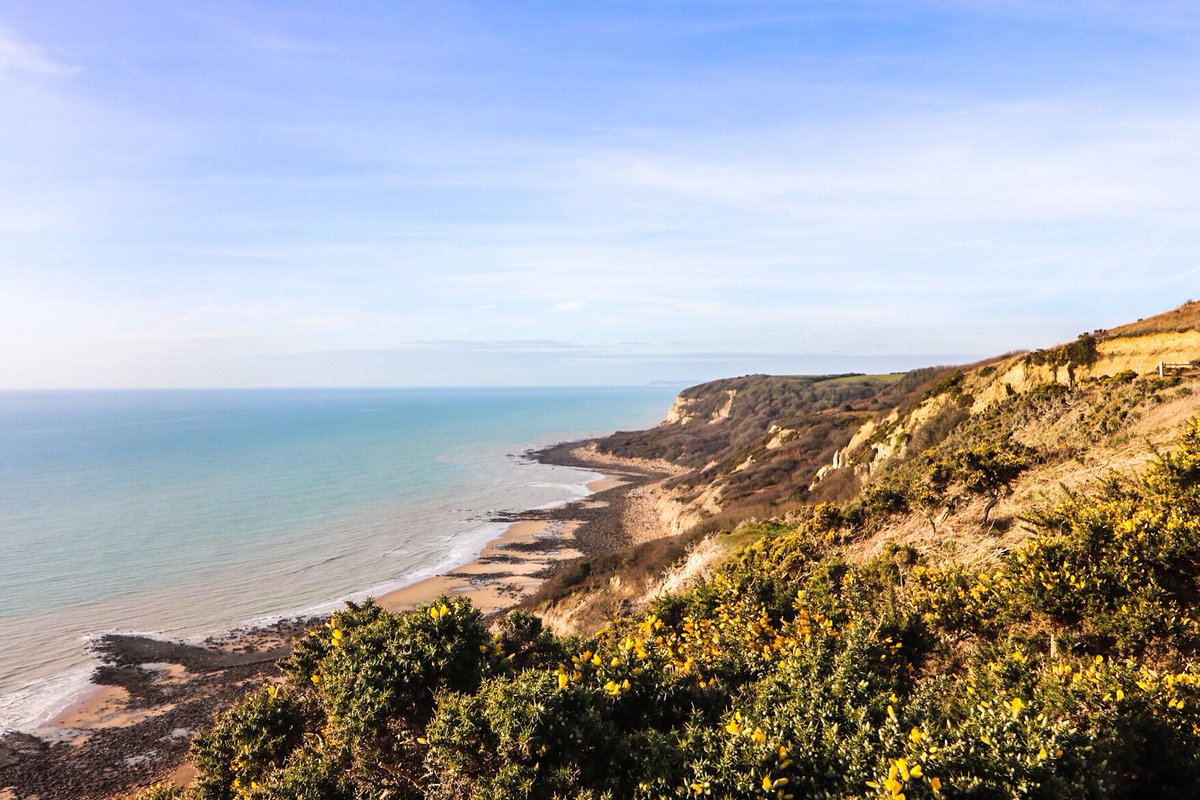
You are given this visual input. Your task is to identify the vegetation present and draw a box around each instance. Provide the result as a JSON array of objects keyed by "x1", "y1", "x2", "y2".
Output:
[
  {"x1": 600, "y1": 374, "x2": 909, "y2": 468},
  {"x1": 843, "y1": 371, "x2": 1176, "y2": 535},
  {"x1": 1025, "y1": 333, "x2": 1100, "y2": 372},
  {"x1": 1100, "y1": 300, "x2": 1200, "y2": 339},
  {"x1": 138, "y1": 408, "x2": 1200, "y2": 799},
  {"x1": 599, "y1": 370, "x2": 949, "y2": 518}
]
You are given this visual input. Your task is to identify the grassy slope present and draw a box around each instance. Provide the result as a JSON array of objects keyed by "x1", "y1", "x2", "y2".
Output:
[{"x1": 1102, "y1": 300, "x2": 1200, "y2": 339}]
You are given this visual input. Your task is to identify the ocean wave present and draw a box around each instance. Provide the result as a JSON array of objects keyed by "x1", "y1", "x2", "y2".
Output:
[{"x1": 0, "y1": 664, "x2": 95, "y2": 732}]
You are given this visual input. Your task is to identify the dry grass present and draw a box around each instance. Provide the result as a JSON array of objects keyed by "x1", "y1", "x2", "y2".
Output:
[
  {"x1": 843, "y1": 384, "x2": 1200, "y2": 569},
  {"x1": 1101, "y1": 300, "x2": 1200, "y2": 339}
]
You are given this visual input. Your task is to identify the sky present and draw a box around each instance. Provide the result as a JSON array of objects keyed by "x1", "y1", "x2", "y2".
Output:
[{"x1": 1, "y1": 1, "x2": 1199, "y2": 388}]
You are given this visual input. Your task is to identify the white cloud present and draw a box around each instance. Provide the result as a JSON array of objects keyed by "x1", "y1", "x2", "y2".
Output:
[{"x1": 0, "y1": 27, "x2": 75, "y2": 76}]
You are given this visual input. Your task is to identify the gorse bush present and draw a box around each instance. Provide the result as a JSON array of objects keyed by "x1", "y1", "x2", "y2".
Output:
[
  {"x1": 189, "y1": 684, "x2": 306, "y2": 799},
  {"x1": 312, "y1": 597, "x2": 489, "y2": 740},
  {"x1": 1025, "y1": 333, "x2": 1100, "y2": 371},
  {"x1": 144, "y1": 419, "x2": 1200, "y2": 799}
]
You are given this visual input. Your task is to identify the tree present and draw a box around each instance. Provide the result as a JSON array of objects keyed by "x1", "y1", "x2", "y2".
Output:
[{"x1": 950, "y1": 444, "x2": 1032, "y2": 526}]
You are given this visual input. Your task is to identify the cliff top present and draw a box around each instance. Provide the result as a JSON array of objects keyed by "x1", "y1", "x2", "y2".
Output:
[{"x1": 1101, "y1": 299, "x2": 1200, "y2": 339}]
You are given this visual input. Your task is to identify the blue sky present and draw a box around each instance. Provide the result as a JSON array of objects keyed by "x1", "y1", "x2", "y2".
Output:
[{"x1": 1, "y1": 1, "x2": 1198, "y2": 387}]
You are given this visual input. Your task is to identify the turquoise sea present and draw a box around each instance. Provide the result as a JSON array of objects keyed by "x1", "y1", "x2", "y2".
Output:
[{"x1": 0, "y1": 387, "x2": 677, "y2": 730}]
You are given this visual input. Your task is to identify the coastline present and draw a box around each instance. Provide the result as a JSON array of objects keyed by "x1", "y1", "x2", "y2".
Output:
[
  {"x1": 0, "y1": 442, "x2": 672, "y2": 799},
  {"x1": 375, "y1": 474, "x2": 625, "y2": 615}
]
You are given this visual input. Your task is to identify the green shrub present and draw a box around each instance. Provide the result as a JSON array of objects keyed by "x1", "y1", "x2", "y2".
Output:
[
  {"x1": 245, "y1": 743, "x2": 354, "y2": 800},
  {"x1": 127, "y1": 786, "x2": 185, "y2": 800},
  {"x1": 316, "y1": 595, "x2": 490, "y2": 740},
  {"x1": 426, "y1": 670, "x2": 618, "y2": 799},
  {"x1": 190, "y1": 685, "x2": 305, "y2": 800}
]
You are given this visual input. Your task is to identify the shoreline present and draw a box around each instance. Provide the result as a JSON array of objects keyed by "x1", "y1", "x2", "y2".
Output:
[
  {"x1": 375, "y1": 473, "x2": 624, "y2": 615},
  {"x1": 0, "y1": 441, "x2": 671, "y2": 799},
  {"x1": 1, "y1": 461, "x2": 614, "y2": 735}
]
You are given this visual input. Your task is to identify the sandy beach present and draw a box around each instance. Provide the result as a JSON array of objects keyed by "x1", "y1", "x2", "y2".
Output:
[
  {"x1": 0, "y1": 448, "x2": 669, "y2": 799},
  {"x1": 376, "y1": 475, "x2": 625, "y2": 614}
]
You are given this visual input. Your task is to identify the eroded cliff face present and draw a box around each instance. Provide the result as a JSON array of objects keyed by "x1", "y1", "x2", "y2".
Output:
[
  {"x1": 815, "y1": 326, "x2": 1200, "y2": 489},
  {"x1": 602, "y1": 372, "x2": 946, "y2": 520},
  {"x1": 670, "y1": 322, "x2": 1200, "y2": 523},
  {"x1": 662, "y1": 395, "x2": 696, "y2": 426},
  {"x1": 969, "y1": 331, "x2": 1200, "y2": 409},
  {"x1": 662, "y1": 388, "x2": 739, "y2": 426}
]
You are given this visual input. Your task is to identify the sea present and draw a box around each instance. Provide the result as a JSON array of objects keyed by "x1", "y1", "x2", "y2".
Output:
[{"x1": 0, "y1": 386, "x2": 678, "y2": 731}]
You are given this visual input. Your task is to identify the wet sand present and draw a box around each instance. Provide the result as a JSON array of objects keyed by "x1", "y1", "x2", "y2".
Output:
[{"x1": 378, "y1": 519, "x2": 586, "y2": 613}]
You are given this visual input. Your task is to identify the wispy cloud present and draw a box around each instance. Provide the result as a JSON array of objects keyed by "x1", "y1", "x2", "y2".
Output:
[
  {"x1": 0, "y1": 26, "x2": 75, "y2": 76},
  {"x1": 409, "y1": 339, "x2": 589, "y2": 353},
  {"x1": 920, "y1": 0, "x2": 1200, "y2": 32}
]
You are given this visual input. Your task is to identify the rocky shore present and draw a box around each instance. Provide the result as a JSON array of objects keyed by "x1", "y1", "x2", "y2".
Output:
[{"x1": 0, "y1": 620, "x2": 311, "y2": 800}]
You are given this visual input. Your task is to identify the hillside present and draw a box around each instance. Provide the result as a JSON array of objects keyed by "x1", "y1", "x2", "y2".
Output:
[
  {"x1": 606, "y1": 304, "x2": 1200, "y2": 556},
  {"x1": 525, "y1": 306, "x2": 1200, "y2": 636},
  {"x1": 1101, "y1": 299, "x2": 1200, "y2": 339},
  {"x1": 129, "y1": 303, "x2": 1200, "y2": 800},
  {"x1": 595, "y1": 370, "x2": 948, "y2": 530}
]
